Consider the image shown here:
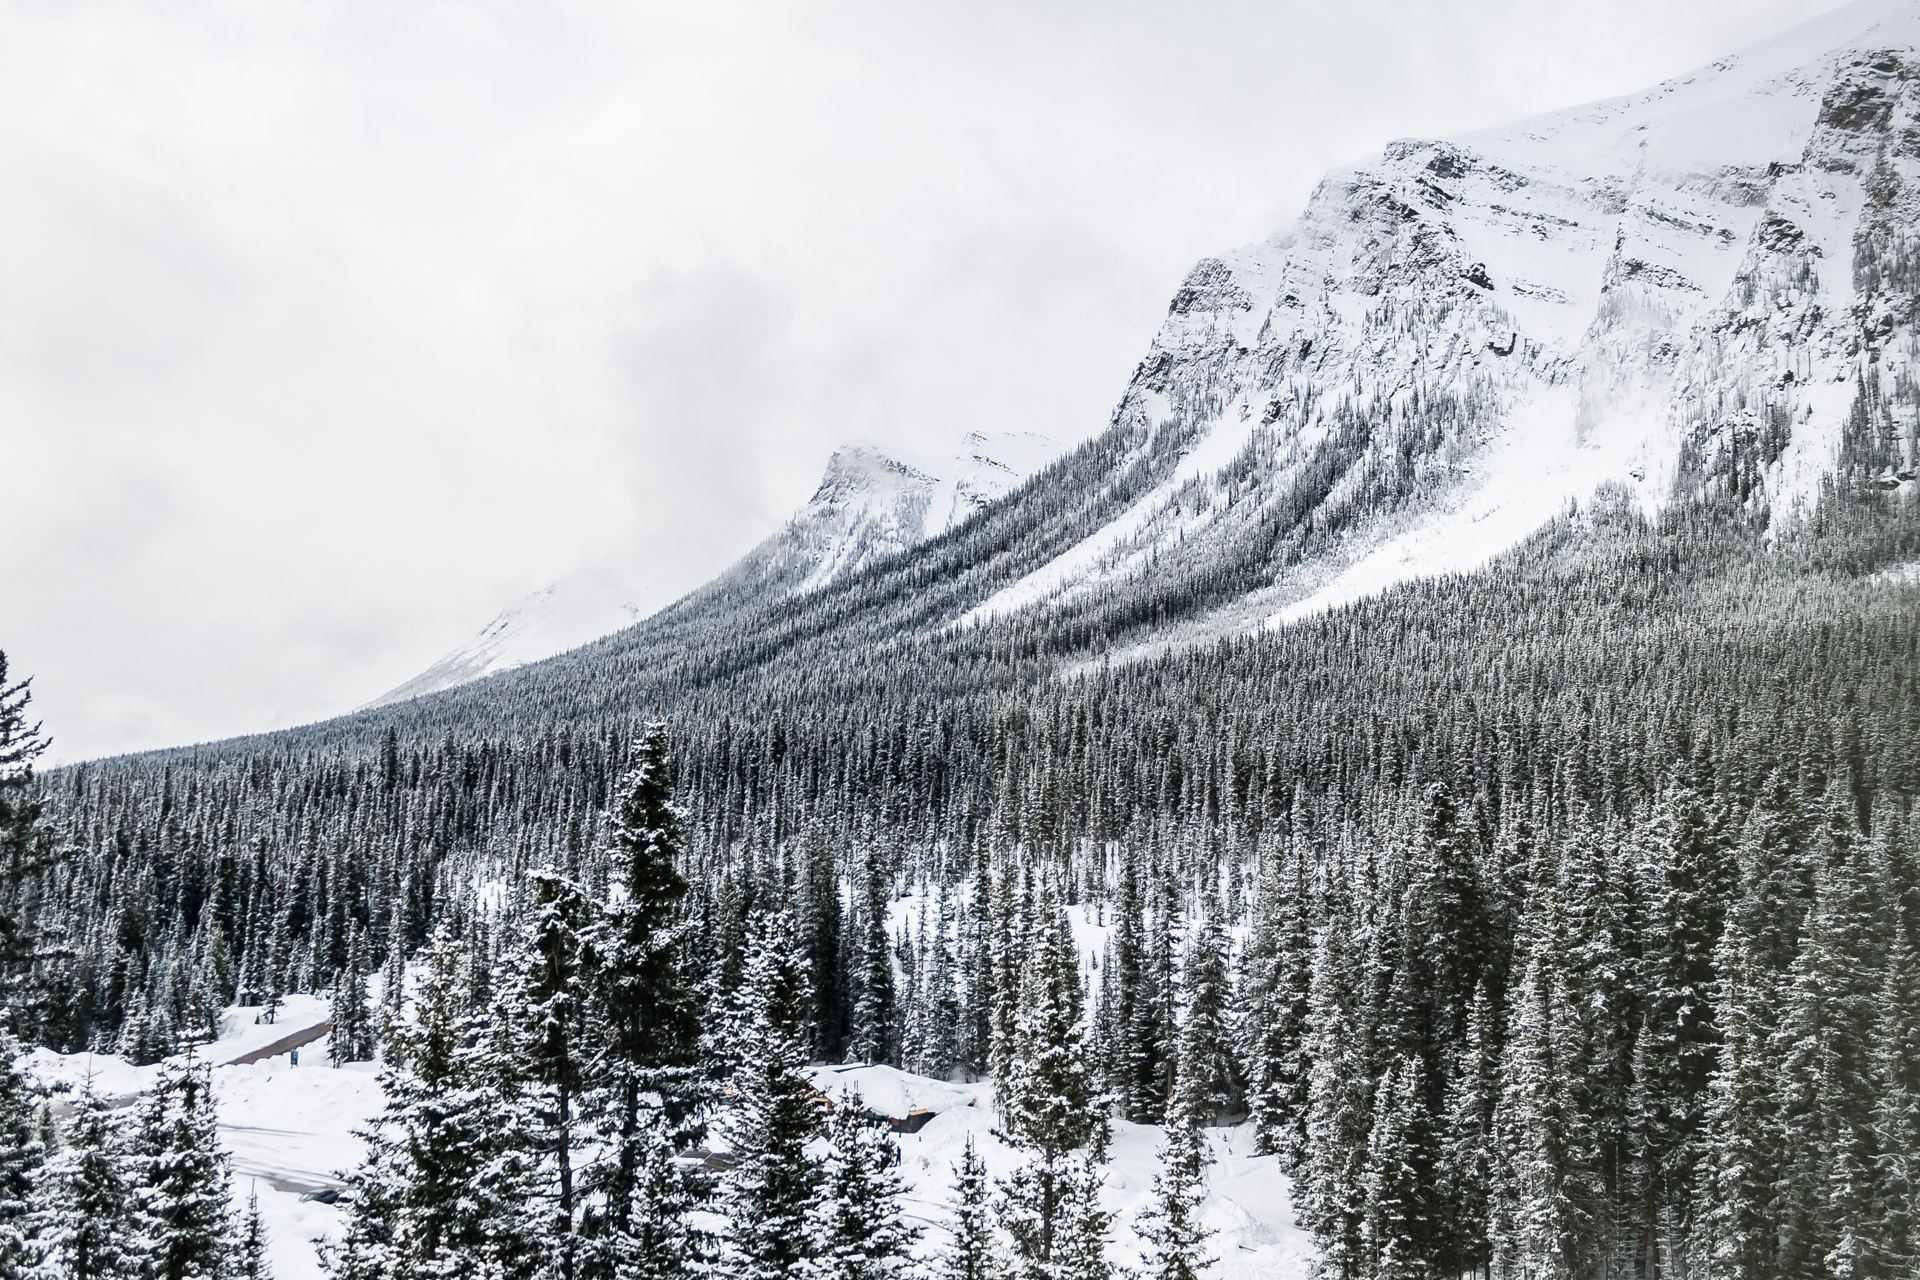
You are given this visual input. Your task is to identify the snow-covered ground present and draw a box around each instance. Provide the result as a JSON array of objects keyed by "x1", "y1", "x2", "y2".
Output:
[
  {"x1": 811, "y1": 1069, "x2": 1314, "y2": 1280},
  {"x1": 25, "y1": 996, "x2": 367, "y2": 1280},
  {"x1": 21, "y1": 997, "x2": 1313, "y2": 1280}
]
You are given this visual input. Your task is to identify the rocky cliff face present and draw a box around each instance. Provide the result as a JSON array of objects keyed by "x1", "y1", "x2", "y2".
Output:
[{"x1": 959, "y1": 0, "x2": 1920, "y2": 649}]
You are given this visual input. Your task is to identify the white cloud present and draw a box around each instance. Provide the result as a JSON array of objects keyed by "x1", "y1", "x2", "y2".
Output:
[{"x1": 0, "y1": 0, "x2": 1851, "y2": 761}]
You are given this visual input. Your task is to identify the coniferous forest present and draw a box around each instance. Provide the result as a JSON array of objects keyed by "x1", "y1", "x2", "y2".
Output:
[{"x1": 2, "y1": 432, "x2": 1919, "y2": 1279}]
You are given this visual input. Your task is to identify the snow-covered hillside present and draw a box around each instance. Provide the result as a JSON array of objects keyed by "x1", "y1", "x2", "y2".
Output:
[
  {"x1": 362, "y1": 574, "x2": 649, "y2": 711},
  {"x1": 962, "y1": 0, "x2": 1920, "y2": 652},
  {"x1": 363, "y1": 429, "x2": 1058, "y2": 710},
  {"x1": 22, "y1": 1006, "x2": 1308, "y2": 1280}
]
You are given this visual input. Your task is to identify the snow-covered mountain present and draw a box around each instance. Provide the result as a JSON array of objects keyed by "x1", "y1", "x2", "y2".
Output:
[
  {"x1": 955, "y1": 0, "x2": 1920, "y2": 651},
  {"x1": 719, "y1": 430, "x2": 1060, "y2": 599},
  {"x1": 362, "y1": 429, "x2": 1059, "y2": 709},
  {"x1": 361, "y1": 576, "x2": 649, "y2": 712},
  {"x1": 370, "y1": 0, "x2": 1920, "y2": 703}
]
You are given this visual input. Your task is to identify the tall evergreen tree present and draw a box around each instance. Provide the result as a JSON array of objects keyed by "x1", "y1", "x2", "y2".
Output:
[
  {"x1": 329, "y1": 922, "x2": 375, "y2": 1067},
  {"x1": 720, "y1": 910, "x2": 822, "y2": 1280},
  {"x1": 327, "y1": 924, "x2": 539, "y2": 1280},
  {"x1": 849, "y1": 849, "x2": 896, "y2": 1066},
  {"x1": 998, "y1": 903, "x2": 1108, "y2": 1280},
  {"x1": 810, "y1": 1095, "x2": 917, "y2": 1280},
  {"x1": 1174, "y1": 915, "x2": 1239, "y2": 1124},
  {"x1": 0, "y1": 1027, "x2": 40, "y2": 1280},
  {"x1": 582, "y1": 724, "x2": 706, "y2": 1270},
  {"x1": 946, "y1": 1137, "x2": 997, "y2": 1280},
  {"x1": 0, "y1": 654, "x2": 49, "y2": 989},
  {"x1": 32, "y1": 1087, "x2": 138, "y2": 1280},
  {"x1": 1137, "y1": 1051, "x2": 1214, "y2": 1280},
  {"x1": 130, "y1": 1060, "x2": 234, "y2": 1280},
  {"x1": 235, "y1": 1186, "x2": 272, "y2": 1280}
]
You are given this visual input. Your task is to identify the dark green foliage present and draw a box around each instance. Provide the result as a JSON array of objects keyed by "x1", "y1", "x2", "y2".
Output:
[
  {"x1": 0, "y1": 1029, "x2": 40, "y2": 1280},
  {"x1": 236, "y1": 1186, "x2": 272, "y2": 1280},
  {"x1": 329, "y1": 921, "x2": 375, "y2": 1066},
  {"x1": 947, "y1": 1138, "x2": 997, "y2": 1280},
  {"x1": 130, "y1": 1061, "x2": 234, "y2": 1280},
  {"x1": 719, "y1": 910, "x2": 822, "y2": 1280},
  {"x1": 811, "y1": 1096, "x2": 918, "y2": 1280},
  {"x1": 32, "y1": 1087, "x2": 139, "y2": 1280}
]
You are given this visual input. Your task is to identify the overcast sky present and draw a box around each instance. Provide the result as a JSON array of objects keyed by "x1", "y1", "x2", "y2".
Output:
[{"x1": 1, "y1": 0, "x2": 1851, "y2": 764}]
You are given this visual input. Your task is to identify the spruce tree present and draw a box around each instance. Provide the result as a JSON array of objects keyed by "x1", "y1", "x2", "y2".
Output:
[
  {"x1": 236, "y1": 1186, "x2": 272, "y2": 1280},
  {"x1": 32, "y1": 1086, "x2": 139, "y2": 1280},
  {"x1": 0, "y1": 653, "x2": 49, "y2": 987},
  {"x1": 810, "y1": 1094, "x2": 917, "y2": 1280},
  {"x1": 849, "y1": 849, "x2": 895, "y2": 1066},
  {"x1": 0, "y1": 1027, "x2": 41, "y2": 1280},
  {"x1": 130, "y1": 1059, "x2": 234, "y2": 1280},
  {"x1": 329, "y1": 922, "x2": 375, "y2": 1066},
  {"x1": 1137, "y1": 1054, "x2": 1213, "y2": 1280},
  {"x1": 1298, "y1": 911, "x2": 1370, "y2": 1279},
  {"x1": 946, "y1": 1137, "x2": 997, "y2": 1280},
  {"x1": 720, "y1": 909, "x2": 823, "y2": 1280},
  {"x1": 581, "y1": 724, "x2": 705, "y2": 1270},
  {"x1": 327, "y1": 924, "x2": 539, "y2": 1280},
  {"x1": 1359, "y1": 1054, "x2": 1434, "y2": 1280},
  {"x1": 998, "y1": 903, "x2": 1108, "y2": 1280},
  {"x1": 511, "y1": 871, "x2": 589, "y2": 1280},
  {"x1": 1174, "y1": 915, "x2": 1239, "y2": 1124}
]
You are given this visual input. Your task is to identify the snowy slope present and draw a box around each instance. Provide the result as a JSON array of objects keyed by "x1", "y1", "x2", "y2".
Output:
[
  {"x1": 24, "y1": 996, "x2": 366, "y2": 1280},
  {"x1": 21, "y1": 1012, "x2": 1307, "y2": 1280},
  {"x1": 959, "y1": 0, "x2": 1920, "y2": 650},
  {"x1": 363, "y1": 429, "x2": 1058, "y2": 709},
  {"x1": 362, "y1": 573, "x2": 649, "y2": 711}
]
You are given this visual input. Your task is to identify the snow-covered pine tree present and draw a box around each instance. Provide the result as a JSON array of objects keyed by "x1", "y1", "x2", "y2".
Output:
[
  {"x1": 1868, "y1": 917, "x2": 1920, "y2": 1274},
  {"x1": 1174, "y1": 915, "x2": 1239, "y2": 1124},
  {"x1": 0, "y1": 1026, "x2": 41, "y2": 1280},
  {"x1": 795, "y1": 822, "x2": 845, "y2": 1062},
  {"x1": 32, "y1": 1085, "x2": 138, "y2": 1280},
  {"x1": 1632, "y1": 780, "x2": 1734, "y2": 1263},
  {"x1": 997, "y1": 901, "x2": 1109, "y2": 1280},
  {"x1": 326, "y1": 923, "x2": 540, "y2": 1280},
  {"x1": 1125, "y1": 877, "x2": 1174, "y2": 1125},
  {"x1": 809, "y1": 1093, "x2": 917, "y2": 1280},
  {"x1": 1359, "y1": 1053, "x2": 1434, "y2": 1280},
  {"x1": 1136, "y1": 1052, "x2": 1213, "y2": 1280},
  {"x1": 329, "y1": 921, "x2": 375, "y2": 1066},
  {"x1": 915, "y1": 891, "x2": 961, "y2": 1080},
  {"x1": 848, "y1": 848, "x2": 895, "y2": 1066},
  {"x1": 1052, "y1": 1158, "x2": 1114, "y2": 1280},
  {"x1": 946, "y1": 1137, "x2": 997, "y2": 1280},
  {"x1": 508, "y1": 869, "x2": 590, "y2": 1280},
  {"x1": 720, "y1": 909, "x2": 823, "y2": 1280},
  {"x1": 0, "y1": 653, "x2": 49, "y2": 989},
  {"x1": 1694, "y1": 912, "x2": 1781, "y2": 1280},
  {"x1": 1238, "y1": 836, "x2": 1311, "y2": 1161},
  {"x1": 580, "y1": 724, "x2": 706, "y2": 1272},
  {"x1": 235, "y1": 1186, "x2": 272, "y2": 1280},
  {"x1": 1437, "y1": 977, "x2": 1497, "y2": 1278},
  {"x1": 1772, "y1": 813, "x2": 1892, "y2": 1280},
  {"x1": 610, "y1": 1112, "x2": 701, "y2": 1280},
  {"x1": 130, "y1": 1059, "x2": 235, "y2": 1280},
  {"x1": 1296, "y1": 904, "x2": 1371, "y2": 1280},
  {"x1": 378, "y1": 886, "x2": 407, "y2": 1053}
]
